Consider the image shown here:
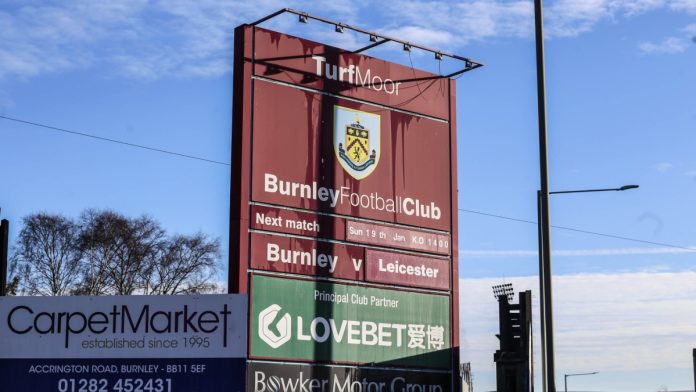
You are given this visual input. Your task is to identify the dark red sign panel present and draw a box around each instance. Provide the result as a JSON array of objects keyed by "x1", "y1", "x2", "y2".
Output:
[
  {"x1": 250, "y1": 205, "x2": 450, "y2": 255},
  {"x1": 250, "y1": 205, "x2": 338, "y2": 238},
  {"x1": 366, "y1": 249, "x2": 450, "y2": 290},
  {"x1": 250, "y1": 232, "x2": 364, "y2": 280},
  {"x1": 250, "y1": 232, "x2": 449, "y2": 290},
  {"x1": 250, "y1": 80, "x2": 452, "y2": 231},
  {"x1": 346, "y1": 220, "x2": 450, "y2": 255},
  {"x1": 252, "y1": 27, "x2": 450, "y2": 120}
]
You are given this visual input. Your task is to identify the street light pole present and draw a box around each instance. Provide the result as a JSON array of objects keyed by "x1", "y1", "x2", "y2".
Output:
[
  {"x1": 533, "y1": 0, "x2": 553, "y2": 388},
  {"x1": 537, "y1": 191, "x2": 547, "y2": 392},
  {"x1": 537, "y1": 184, "x2": 637, "y2": 391},
  {"x1": 564, "y1": 372, "x2": 598, "y2": 392},
  {"x1": 532, "y1": 1, "x2": 639, "y2": 391},
  {"x1": 550, "y1": 185, "x2": 639, "y2": 195},
  {"x1": 0, "y1": 218, "x2": 8, "y2": 297},
  {"x1": 692, "y1": 348, "x2": 695, "y2": 392},
  {"x1": 537, "y1": 190, "x2": 554, "y2": 391}
]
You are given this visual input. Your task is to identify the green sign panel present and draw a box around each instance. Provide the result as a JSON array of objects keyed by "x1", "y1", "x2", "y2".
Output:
[{"x1": 250, "y1": 275, "x2": 451, "y2": 368}]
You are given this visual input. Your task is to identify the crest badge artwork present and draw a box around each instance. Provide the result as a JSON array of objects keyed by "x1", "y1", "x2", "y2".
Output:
[{"x1": 334, "y1": 106, "x2": 380, "y2": 180}]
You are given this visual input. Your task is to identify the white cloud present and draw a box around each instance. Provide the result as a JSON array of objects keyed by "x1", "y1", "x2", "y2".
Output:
[
  {"x1": 383, "y1": 0, "x2": 534, "y2": 46},
  {"x1": 382, "y1": 26, "x2": 455, "y2": 47},
  {"x1": 544, "y1": 0, "x2": 693, "y2": 37},
  {"x1": 670, "y1": 0, "x2": 696, "y2": 13},
  {"x1": 460, "y1": 246, "x2": 696, "y2": 257},
  {"x1": 655, "y1": 162, "x2": 675, "y2": 171},
  {"x1": 0, "y1": 1, "x2": 525, "y2": 79},
  {"x1": 545, "y1": 0, "x2": 618, "y2": 37},
  {"x1": 384, "y1": 0, "x2": 682, "y2": 42},
  {"x1": 1, "y1": 0, "x2": 695, "y2": 80},
  {"x1": 640, "y1": 37, "x2": 690, "y2": 54},
  {"x1": 0, "y1": 0, "x2": 290, "y2": 79},
  {"x1": 638, "y1": 21, "x2": 696, "y2": 56},
  {"x1": 460, "y1": 272, "x2": 696, "y2": 389}
]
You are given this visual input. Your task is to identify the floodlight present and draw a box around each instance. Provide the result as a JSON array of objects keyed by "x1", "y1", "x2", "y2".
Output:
[
  {"x1": 403, "y1": 43, "x2": 412, "y2": 52},
  {"x1": 298, "y1": 14, "x2": 308, "y2": 23},
  {"x1": 492, "y1": 283, "x2": 515, "y2": 302},
  {"x1": 335, "y1": 24, "x2": 344, "y2": 33},
  {"x1": 435, "y1": 52, "x2": 443, "y2": 60},
  {"x1": 369, "y1": 34, "x2": 378, "y2": 42}
]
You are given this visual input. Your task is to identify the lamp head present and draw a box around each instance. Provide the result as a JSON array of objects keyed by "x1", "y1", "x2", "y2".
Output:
[{"x1": 618, "y1": 185, "x2": 639, "y2": 191}]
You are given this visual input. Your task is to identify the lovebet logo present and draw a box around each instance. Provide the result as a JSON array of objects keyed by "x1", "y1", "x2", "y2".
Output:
[
  {"x1": 258, "y1": 304, "x2": 292, "y2": 349},
  {"x1": 257, "y1": 305, "x2": 445, "y2": 350}
]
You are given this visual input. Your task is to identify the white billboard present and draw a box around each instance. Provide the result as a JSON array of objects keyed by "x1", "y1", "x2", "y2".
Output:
[
  {"x1": 0, "y1": 294, "x2": 247, "y2": 359},
  {"x1": 0, "y1": 295, "x2": 247, "y2": 391}
]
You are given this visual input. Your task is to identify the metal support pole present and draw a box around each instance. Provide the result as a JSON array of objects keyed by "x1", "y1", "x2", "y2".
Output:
[
  {"x1": 0, "y1": 219, "x2": 9, "y2": 296},
  {"x1": 541, "y1": 196, "x2": 555, "y2": 392},
  {"x1": 692, "y1": 348, "x2": 695, "y2": 392},
  {"x1": 564, "y1": 375, "x2": 567, "y2": 392},
  {"x1": 538, "y1": 191, "x2": 547, "y2": 392},
  {"x1": 534, "y1": 0, "x2": 556, "y2": 389}
]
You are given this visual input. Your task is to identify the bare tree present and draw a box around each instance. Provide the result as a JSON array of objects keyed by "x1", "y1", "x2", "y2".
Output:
[
  {"x1": 13, "y1": 213, "x2": 82, "y2": 295},
  {"x1": 74, "y1": 209, "x2": 120, "y2": 295},
  {"x1": 100, "y1": 213, "x2": 164, "y2": 295},
  {"x1": 12, "y1": 209, "x2": 221, "y2": 296},
  {"x1": 109, "y1": 216, "x2": 165, "y2": 295},
  {"x1": 146, "y1": 233, "x2": 221, "y2": 295},
  {"x1": 5, "y1": 257, "x2": 21, "y2": 296},
  {"x1": 74, "y1": 211, "x2": 165, "y2": 295},
  {"x1": 5, "y1": 276, "x2": 20, "y2": 295}
]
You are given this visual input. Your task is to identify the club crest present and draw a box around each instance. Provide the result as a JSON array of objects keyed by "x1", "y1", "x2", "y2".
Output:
[{"x1": 334, "y1": 105, "x2": 380, "y2": 180}]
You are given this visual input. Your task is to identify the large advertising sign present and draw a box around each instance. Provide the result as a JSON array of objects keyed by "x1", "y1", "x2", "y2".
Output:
[
  {"x1": 248, "y1": 362, "x2": 451, "y2": 392},
  {"x1": 230, "y1": 22, "x2": 460, "y2": 390},
  {"x1": 250, "y1": 275, "x2": 450, "y2": 368},
  {"x1": 0, "y1": 295, "x2": 246, "y2": 391}
]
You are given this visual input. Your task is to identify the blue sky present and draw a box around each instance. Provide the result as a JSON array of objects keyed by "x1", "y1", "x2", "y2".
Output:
[{"x1": 1, "y1": 1, "x2": 695, "y2": 391}]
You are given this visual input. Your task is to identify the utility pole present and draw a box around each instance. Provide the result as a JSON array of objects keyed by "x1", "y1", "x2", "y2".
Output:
[
  {"x1": 533, "y1": 0, "x2": 555, "y2": 389},
  {"x1": 0, "y1": 218, "x2": 9, "y2": 296}
]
